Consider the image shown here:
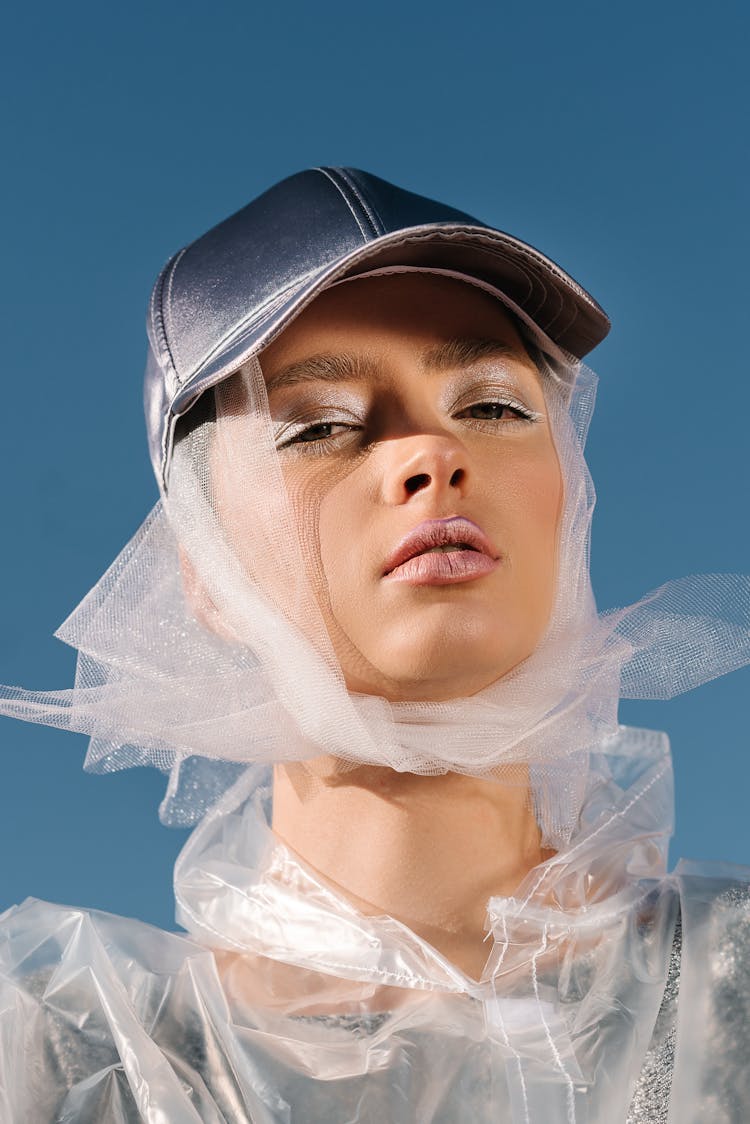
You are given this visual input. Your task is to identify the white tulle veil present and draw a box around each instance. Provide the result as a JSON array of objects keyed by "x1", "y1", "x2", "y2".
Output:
[{"x1": 1, "y1": 269, "x2": 749, "y2": 848}]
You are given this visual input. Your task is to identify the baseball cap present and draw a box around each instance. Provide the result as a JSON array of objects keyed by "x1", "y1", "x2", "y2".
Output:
[{"x1": 144, "y1": 166, "x2": 610, "y2": 487}]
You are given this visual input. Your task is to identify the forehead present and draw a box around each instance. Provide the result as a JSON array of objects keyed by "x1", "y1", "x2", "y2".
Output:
[{"x1": 260, "y1": 273, "x2": 532, "y2": 380}]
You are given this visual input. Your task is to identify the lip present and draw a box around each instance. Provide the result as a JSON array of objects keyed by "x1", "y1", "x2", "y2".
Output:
[{"x1": 382, "y1": 517, "x2": 501, "y2": 586}]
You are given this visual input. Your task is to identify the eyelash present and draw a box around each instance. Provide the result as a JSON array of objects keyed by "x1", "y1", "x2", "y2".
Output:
[
  {"x1": 455, "y1": 397, "x2": 540, "y2": 424},
  {"x1": 275, "y1": 395, "x2": 541, "y2": 451},
  {"x1": 275, "y1": 415, "x2": 361, "y2": 453}
]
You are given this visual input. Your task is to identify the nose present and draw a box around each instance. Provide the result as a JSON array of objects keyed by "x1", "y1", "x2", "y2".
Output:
[{"x1": 380, "y1": 434, "x2": 469, "y2": 506}]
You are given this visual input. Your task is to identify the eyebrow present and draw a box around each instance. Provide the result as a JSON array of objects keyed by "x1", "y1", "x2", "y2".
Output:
[
  {"x1": 423, "y1": 337, "x2": 517, "y2": 370},
  {"x1": 263, "y1": 337, "x2": 519, "y2": 394}
]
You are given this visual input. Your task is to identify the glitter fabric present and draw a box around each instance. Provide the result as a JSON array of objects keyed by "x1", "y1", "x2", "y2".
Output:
[{"x1": 626, "y1": 909, "x2": 680, "y2": 1123}]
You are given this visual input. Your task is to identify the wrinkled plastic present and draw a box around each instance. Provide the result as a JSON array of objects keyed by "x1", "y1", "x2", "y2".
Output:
[
  {"x1": 1, "y1": 727, "x2": 748, "y2": 1122},
  {"x1": 3, "y1": 313, "x2": 750, "y2": 849}
]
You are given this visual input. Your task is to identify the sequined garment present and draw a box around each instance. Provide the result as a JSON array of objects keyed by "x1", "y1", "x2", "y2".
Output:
[{"x1": 626, "y1": 912, "x2": 681, "y2": 1123}]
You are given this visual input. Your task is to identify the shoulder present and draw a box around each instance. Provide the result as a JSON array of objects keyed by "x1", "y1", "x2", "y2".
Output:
[
  {"x1": 629, "y1": 869, "x2": 750, "y2": 1124},
  {"x1": 0, "y1": 897, "x2": 237, "y2": 1120},
  {"x1": 676, "y1": 860, "x2": 750, "y2": 1003}
]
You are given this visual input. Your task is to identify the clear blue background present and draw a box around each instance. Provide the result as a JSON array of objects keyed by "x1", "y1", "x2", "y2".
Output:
[{"x1": 1, "y1": 1, "x2": 748, "y2": 929}]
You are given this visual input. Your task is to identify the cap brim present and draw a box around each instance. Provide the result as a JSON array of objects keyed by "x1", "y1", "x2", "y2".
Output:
[{"x1": 172, "y1": 223, "x2": 609, "y2": 415}]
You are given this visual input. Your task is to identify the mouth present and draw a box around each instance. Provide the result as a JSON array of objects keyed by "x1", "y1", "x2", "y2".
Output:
[{"x1": 382, "y1": 517, "x2": 501, "y2": 586}]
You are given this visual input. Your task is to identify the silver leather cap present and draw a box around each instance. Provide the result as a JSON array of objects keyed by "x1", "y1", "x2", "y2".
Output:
[{"x1": 144, "y1": 166, "x2": 610, "y2": 487}]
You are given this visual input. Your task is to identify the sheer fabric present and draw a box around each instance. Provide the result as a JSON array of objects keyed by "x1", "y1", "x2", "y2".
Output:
[
  {"x1": 1, "y1": 729, "x2": 749, "y2": 1122},
  {"x1": 2, "y1": 280, "x2": 749, "y2": 847},
  {"x1": 1, "y1": 272, "x2": 750, "y2": 1121}
]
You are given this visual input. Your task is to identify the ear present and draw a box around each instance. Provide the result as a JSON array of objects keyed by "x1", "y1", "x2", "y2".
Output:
[{"x1": 178, "y1": 545, "x2": 240, "y2": 645}]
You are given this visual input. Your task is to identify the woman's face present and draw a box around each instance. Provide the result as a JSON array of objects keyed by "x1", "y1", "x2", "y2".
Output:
[{"x1": 258, "y1": 274, "x2": 563, "y2": 702}]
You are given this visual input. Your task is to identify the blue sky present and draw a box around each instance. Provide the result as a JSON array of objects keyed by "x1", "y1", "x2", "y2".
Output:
[{"x1": 1, "y1": 0, "x2": 748, "y2": 928}]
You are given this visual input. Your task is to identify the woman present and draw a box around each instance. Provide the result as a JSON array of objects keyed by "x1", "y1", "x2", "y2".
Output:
[{"x1": 1, "y1": 167, "x2": 748, "y2": 1121}]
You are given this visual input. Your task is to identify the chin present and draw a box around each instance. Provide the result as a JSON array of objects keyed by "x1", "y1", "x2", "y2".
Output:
[
  {"x1": 333, "y1": 600, "x2": 545, "y2": 702},
  {"x1": 365, "y1": 633, "x2": 531, "y2": 702}
]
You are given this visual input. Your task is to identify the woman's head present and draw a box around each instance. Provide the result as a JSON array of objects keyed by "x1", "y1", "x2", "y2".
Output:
[
  {"x1": 158, "y1": 168, "x2": 608, "y2": 806},
  {"x1": 154, "y1": 166, "x2": 602, "y2": 707}
]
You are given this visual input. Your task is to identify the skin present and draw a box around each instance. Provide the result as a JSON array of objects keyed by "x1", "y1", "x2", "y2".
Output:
[
  {"x1": 260, "y1": 274, "x2": 563, "y2": 702},
  {"x1": 271, "y1": 763, "x2": 553, "y2": 982},
  {"x1": 213, "y1": 274, "x2": 564, "y2": 979}
]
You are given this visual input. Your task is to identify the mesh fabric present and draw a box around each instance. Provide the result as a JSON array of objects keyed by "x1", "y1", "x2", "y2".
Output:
[{"x1": 1, "y1": 278, "x2": 749, "y2": 847}]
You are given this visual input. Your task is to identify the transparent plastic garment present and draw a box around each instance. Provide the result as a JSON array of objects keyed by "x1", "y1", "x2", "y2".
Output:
[
  {"x1": 1, "y1": 274, "x2": 750, "y2": 1123},
  {"x1": 1, "y1": 727, "x2": 749, "y2": 1123},
  {"x1": 2, "y1": 277, "x2": 750, "y2": 847}
]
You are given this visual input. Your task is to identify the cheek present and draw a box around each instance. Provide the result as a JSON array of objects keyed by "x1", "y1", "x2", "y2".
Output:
[
  {"x1": 519, "y1": 454, "x2": 563, "y2": 547},
  {"x1": 283, "y1": 464, "x2": 371, "y2": 631},
  {"x1": 316, "y1": 477, "x2": 371, "y2": 613},
  {"x1": 502, "y1": 448, "x2": 563, "y2": 621}
]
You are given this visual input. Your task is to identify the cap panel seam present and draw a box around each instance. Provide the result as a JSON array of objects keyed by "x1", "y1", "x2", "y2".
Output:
[
  {"x1": 149, "y1": 256, "x2": 182, "y2": 396},
  {"x1": 163, "y1": 246, "x2": 188, "y2": 382},
  {"x1": 336, "y1": 168, "x2": 386, "y2": 237},
  {"x1": 315, "y1": 167, "x2": 374, "y2": 242}
]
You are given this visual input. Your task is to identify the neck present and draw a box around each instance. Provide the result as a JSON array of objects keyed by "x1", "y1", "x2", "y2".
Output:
[{"x1": 271, "y1": 759, "x2": 550, "y2": 980}]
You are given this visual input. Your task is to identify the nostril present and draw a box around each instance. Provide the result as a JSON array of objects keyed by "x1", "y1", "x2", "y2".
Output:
[
  {"x1": 405, "y1": 473, "x2": 431, "y2": 495},
  {"x1": 449, "y1": 468, "x2": 465, "y2": 488}
]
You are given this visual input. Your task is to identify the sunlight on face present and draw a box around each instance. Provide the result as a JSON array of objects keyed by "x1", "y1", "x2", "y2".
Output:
[{"x1": 259, "y1": 274, "x2": 563, "y2": 702}]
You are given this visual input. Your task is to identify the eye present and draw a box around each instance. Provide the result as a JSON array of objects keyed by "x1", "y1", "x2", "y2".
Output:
[
  {"x1": 276, "y1": 417, "x2": 360, "y2": 450},
  {"x1": 455, "y1": 397, "x2": 538, "y2": 423},
  {"x1": 292, "y1": 422, "x2": 341, "y2": 442},
  {"x1": 461, "y1": 401, "x2": 530, "y2": 421}
]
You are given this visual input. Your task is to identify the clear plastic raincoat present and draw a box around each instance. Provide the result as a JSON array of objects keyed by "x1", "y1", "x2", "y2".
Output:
[
  {"x1": 2, "y1": 734, "x2": 749, "y2": 1121},
  {"x1": 1, "y1": 169, "x2": 749, "y2": 1122}
]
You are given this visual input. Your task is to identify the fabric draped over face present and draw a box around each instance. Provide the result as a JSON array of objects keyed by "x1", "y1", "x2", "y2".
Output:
[{"x1": 1, "y1": 277, "x2": 750, "y2": 848}]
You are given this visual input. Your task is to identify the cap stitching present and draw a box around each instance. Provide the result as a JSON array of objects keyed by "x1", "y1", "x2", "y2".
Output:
[
  {"x1": 336, "y1": 168, "x2": 386, "y2": 237},
  {"x1": 164, "y1": 225, "x2": 603, "y2": 397},
  {"x1": 315, "y1": 167, "x2": 373, "y2": 242},
  {"x1": 337, "y1": 264, "x2": 575, "y2": 370},
  {"x1": 164, "y1": 246, "x2": 188, "y2": 381},
  {"x1": 149, "y1": 258, "x2": 182, "y2": 391},
  {"x1": 175, "y1": 226, "x2": 604, "y2": 400},
  {"x1": 220, "y1": 228, "x2": 584, "y2": 367}
]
